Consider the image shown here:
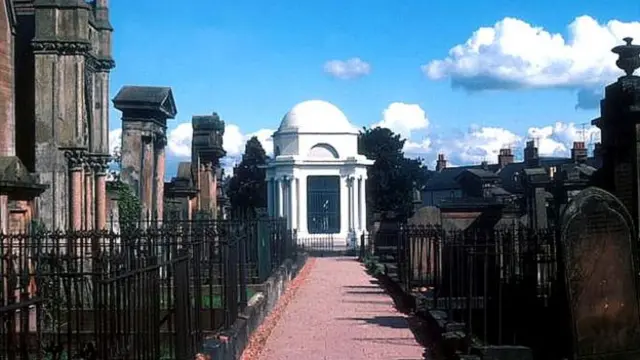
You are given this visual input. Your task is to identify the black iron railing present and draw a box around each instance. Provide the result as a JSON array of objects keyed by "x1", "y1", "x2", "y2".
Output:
[
  {"x1": 376, "y1": 225, "x2": 560, "y2": 349},
  {"x1": 0, "y1": 216, "x2": 293, "y2": 360}
]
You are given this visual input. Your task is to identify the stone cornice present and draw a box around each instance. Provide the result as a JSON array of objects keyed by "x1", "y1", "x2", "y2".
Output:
[
  {"x1": 32, "y1": 40, "x2": 92, "y2": 55},
  {"x1": 86, "y1": 55, "x2": 116, "y2": 72}
]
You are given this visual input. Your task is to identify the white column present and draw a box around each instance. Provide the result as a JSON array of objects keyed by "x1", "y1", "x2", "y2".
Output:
[
  {"x1": 359, "y1": 176, "x2": 367, "y2": 233},
  {"x1": 350, "y1": 176, "x2": 356, "y2": 231},
  {"x1": 340, "y1": 176, "x2": 349, "y2": 234},
  {"x1": 347, "y1": 178, "x2": 352, "y2": 230},
  {"x1": 299, "y1": 176, "x2": 307, "y2": 234},
  {"x1": 277, "y1": 178, "x2": 284, "y2": 217},
  {"x1": 283, "y1": 177, "x2": 290, "y2": 227},
  {"x1": 295, "y1": 178, "x2": 301, "y2": 230},
  {"x1": 357, "y1": 177, "x2": 362, "y2": 230},
  {"x1": 290, "y1": 177, "x2": 297, "y2": 231}
]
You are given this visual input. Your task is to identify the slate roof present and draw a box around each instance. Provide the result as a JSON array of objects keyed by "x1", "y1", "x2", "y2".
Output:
[
  {"x1": 425, "y1": 156, "x2": 597, "y2": 194},
  {"x1": 424, "y1": 165, "x2": 481, "y2": 191},
  {"x1": 113, "y1": 86, "x2": 177, "y2": 118},
  {"x1": 463, "y1": 168, "x2": 500, "y2": 180}
]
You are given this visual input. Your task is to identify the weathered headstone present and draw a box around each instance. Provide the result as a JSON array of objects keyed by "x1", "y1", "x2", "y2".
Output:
[{"x1": 560, "y1": 187, "x2": 640, "y2": 359}]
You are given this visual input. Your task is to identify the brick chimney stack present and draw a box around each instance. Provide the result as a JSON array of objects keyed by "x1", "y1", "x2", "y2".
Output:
[
  {"x1": 436, "y1": 153, "x2": 447, "y2": 172},
  {"x1": 571, "y1": 141, "x2": 588, "y2": 163},
  {"x1": 593, "y1": 142, "x2": 603, "y2": 168},
  {"x1": 498, "y1": 148, "x2": 514, "y2": 168},
  {"x1": 524, "y1": 140, "x2": 539, "y2": 168}
]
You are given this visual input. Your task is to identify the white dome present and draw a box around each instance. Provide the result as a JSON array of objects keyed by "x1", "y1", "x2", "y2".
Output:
[{"x1": 278, "y1": 100, "x2": 356, "y2": 133}]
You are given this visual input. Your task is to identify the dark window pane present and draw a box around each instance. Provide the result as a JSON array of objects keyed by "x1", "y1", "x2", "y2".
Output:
[{"x1": 307, "y1": 176, "x2": 341, "y2": 234}]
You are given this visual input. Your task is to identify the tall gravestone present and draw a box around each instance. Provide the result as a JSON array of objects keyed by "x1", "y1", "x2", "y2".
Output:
[
  {"x1": 560, "y1": 187, "x2": 640, "y2": 359},
  {"x1": 113, "y1": 86, "x2": 177, "y2": 222},
  {"x1": 558, "y1": 37, "x2": 640, "y2": 360}
]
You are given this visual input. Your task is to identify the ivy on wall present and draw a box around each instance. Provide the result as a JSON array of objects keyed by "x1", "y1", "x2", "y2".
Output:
[{"x1": 116, "y1": 183, "x2": 142, "y2": 231}]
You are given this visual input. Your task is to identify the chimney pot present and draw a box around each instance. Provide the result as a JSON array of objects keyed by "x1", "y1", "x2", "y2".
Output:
[
  {"x1": 571, "y1": 141, "x2": 588, "y2": 163},
  {"x1": 436, "y1": 153, "x2": 447, "y2": 171}
]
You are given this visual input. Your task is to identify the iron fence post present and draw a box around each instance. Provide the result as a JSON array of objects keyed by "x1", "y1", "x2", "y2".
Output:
[{"x1": 238, "y1": 225, "x2": 248, "y2": 310}]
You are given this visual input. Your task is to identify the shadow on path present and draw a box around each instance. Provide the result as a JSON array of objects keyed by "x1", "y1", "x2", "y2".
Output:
[
  {"x1": 337, "y1": 316, "x2": 411, "y2": 329},
  {"x1": 348, "y1": 265, "x2": 443, "y2": 360},
  {"x1": 341, "y1": 299, "x2": 391, "y2": 305}
]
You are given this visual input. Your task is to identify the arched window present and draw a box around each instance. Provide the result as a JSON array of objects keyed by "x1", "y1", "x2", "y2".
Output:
[
  {"x1": 307, "y1": 143, "x2": 339, "y2": 159},
  {"x1": 274, "y1": 146, "x2": 281, "y2": 156}
]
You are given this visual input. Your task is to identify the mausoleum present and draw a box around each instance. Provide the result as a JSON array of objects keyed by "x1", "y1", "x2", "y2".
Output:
[{"x1": 264, "y1": 100, "x2": 374, "y2": 246}]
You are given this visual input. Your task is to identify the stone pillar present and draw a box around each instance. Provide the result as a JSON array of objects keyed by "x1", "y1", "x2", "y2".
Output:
[
  {"x1": 359, "y1": 176, "x2": 367, "y2": 234},
  {"x1": 141, "y1": 136, "x2": 154, "y2": 220},
  {"x1": 33, "y1": 2, "x2": 94, "y2": 230},
  {"x1": 290, "y1": 177, "x2": 297, "y2": 231},
  {"x1": 154, "y1": 137, "x2": 166, "y2": 222},
  {"x1": 64, "y1": 149, "x2": 85, "y2": 230},
  {"x1": 0, "y1": 195, "x2": 8, "y2": 234},
  {"x1": 350, "y1": 176, "x2": 357, "y2": 231},
  {"x1": 340, "y1": 176, "x2": 350, "y2": 234},
  {"x1": 198, "y1": 161, "x2": 214, "y2": 214},
  {"x1": 0, "y1": 1, "x2": 15, "y2": 158},
  {"x1": 298, "y1": 176, "x2": 307, "y2": 234},
  {"x1": 94, "y1": 156, "x2": 109, "y2": 230},
  {"x1": 347, "y1": 178, "x2": 352, "y2": 230},
  {"x1": 283, "y1": 177, "x2": 291, "y2": 228},
  {"x1": 84, "y1": 163, "x2": 93, "y2": 230},
  {"x1": 113, "y1": 85, "x2": 177, "y2": 222},
  {"x1": 277, "y1": 178, "x2": 284, "y2": 217},
  {"x1": 296, "y1": 178, "x2": 301, "y2": 230}
]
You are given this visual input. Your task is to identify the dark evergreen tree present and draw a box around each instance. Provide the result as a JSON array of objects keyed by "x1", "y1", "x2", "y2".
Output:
[
  {"x1": 358, "y1": 127, "x2": 429, "y2": 221},
  {"x1": 227, "y1": 136, "x2": 269, "y2": 218}
]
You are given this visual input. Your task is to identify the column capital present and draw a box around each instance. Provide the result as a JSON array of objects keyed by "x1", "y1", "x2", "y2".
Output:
[
  {"x1": 280, "y1": 175, "x2": 292, "y2": 183},
  {"x1": 61, "y1": 147, "x2": 88, "y2": 171},
  {"x1": 200, "y1": 161, "x2": 213, "y2": 172},
  {"x1": 154, "y1": 133, "x2": 168, "y2": 148},
  {"x1": 91, "y1": 154, "x2": 112, "y2": 175}
]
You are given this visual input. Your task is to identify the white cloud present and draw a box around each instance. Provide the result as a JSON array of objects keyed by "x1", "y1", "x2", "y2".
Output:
[
  {"x1": 163, "y1": 122, "x2": 275, "y2": 175},
  {"x1": 222, "y1": 124, "x2": 275, "y2": 158},
  {"x1": 323, "y1": 57, "x2": 371, "y2": 80},
  {"x1": 222, "y1": 124, "x2": 246, "y2": 158},
  {"x1": 167, "y1": 123, "x2": 193, "y2": 157},
  {"x1": 109, "y1": 128, "x2": 122, "y2": 157},
  {"x1": 373, "y1": 102, "x2": 429, "y2": 139},
  {"x1": 423, "y1": 16, "x2": 640, "y2": 91},
  {"x1": 112, "y1": 105, "x2": 604, "y2": 178},
  {"x1": 527, "y1": 121, "x2": 601, "y2": 156},
  {"x1": 431, "y1": 126, "x2": 522, "y2": 165}
]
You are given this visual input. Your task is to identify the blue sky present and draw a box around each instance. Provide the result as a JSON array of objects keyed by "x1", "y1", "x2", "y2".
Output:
[{"x1": 107, "y1": 0, "x2": 640, "y2": 176}]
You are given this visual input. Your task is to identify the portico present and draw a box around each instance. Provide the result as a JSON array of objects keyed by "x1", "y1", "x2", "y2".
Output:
[{"x1": 264, "y1": 100, "x2": 374, "y2": 247}]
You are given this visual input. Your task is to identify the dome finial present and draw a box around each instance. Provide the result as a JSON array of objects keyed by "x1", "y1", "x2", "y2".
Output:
[{"x1": 612, "y1": 37, "x2": 640, "y2": 76}]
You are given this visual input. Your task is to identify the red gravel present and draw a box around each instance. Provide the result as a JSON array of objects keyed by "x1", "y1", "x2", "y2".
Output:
[
  {"x1": 240, "y1": 258, "x2": 317, "y2": 360},
  {"x1": 257, "y1": 256, "x2": 425, "y2": 360}
]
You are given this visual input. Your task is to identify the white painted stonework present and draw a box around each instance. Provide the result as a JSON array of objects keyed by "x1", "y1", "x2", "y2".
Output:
[{"x1": 264, "y1": 100, "x2": 374, "y2": 247}]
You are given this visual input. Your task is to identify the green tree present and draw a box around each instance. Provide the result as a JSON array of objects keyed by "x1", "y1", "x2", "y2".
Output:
[
  {"x1": 227, "y1": 136, "x2": 269, "y2": 218},
  {"x1": 358, "y1": 126, "x2": 429, "y2": 221}
]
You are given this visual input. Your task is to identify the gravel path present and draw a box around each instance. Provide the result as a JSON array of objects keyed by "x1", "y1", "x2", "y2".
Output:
[{"x1": 259, "y1": 256, "x2": 425, "y2": 360}]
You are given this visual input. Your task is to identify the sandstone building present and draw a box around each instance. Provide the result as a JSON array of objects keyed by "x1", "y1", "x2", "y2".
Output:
[{"x1": 0, "y1": 0, "x2": 113, "y2": 232}]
